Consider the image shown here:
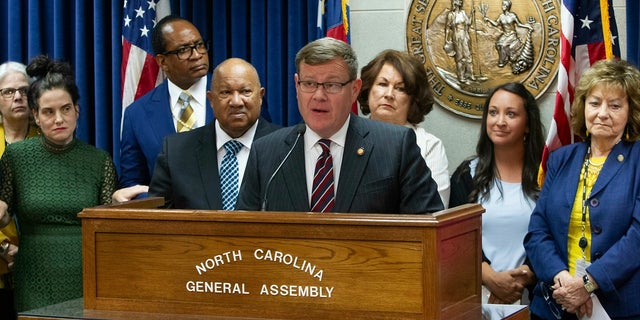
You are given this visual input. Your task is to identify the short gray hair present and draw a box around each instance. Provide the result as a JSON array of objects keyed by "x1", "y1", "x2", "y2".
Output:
[{"x1": 0, "y1": 61, "x2": 29, "y2": 85}]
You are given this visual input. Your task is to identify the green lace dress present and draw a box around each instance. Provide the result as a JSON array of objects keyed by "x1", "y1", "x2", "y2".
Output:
[{"x1": 0, "y1": 136, "x2": 117, "y2": 311}]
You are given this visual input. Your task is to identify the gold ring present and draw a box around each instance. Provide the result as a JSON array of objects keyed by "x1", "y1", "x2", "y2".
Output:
[{"x1": 0, "y1": 240, "x2": 9, "y2": 255}]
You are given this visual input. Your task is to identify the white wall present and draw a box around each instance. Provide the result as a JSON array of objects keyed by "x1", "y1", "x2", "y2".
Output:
[{"x1": 350, "y1": 0, "x2": 628, "y2": 173}]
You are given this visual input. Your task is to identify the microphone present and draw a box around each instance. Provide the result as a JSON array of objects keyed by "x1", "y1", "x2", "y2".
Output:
[{"x1": 261, "y1": 124, "x2": 306, "y2": 211}]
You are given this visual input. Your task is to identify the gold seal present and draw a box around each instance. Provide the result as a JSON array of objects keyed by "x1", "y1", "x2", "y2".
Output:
[
  {"x1": 357, "y1": 147, "x2": 365, "y2": 156},
  {"x1": 406, "y1": 0, "x2": 561, "y2": 118}
]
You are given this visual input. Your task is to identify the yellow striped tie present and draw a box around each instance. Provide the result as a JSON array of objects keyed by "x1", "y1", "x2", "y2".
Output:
[{"x1": 177, "y1": 91, "x2": 196, "y2": 132}]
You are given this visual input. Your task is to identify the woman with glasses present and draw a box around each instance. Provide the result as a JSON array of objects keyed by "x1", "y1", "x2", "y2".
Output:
[
  {"x1": 358, "y1": 49, "x2": 450, "y2": 207},
  {"x1": 525, "y1": 59, "x2": 640, "y2": 319},
  {"x1": 450, "y1": 82, "x2": 543, "y2": 319},
  {"x1": 0, "y1": 61, "x2": 39, "y2": 319},
  {"x1": 0, "y1": 55, "x2": 117, "y2": 311},
  {"x1": 0, "y1": 62, "x2": 39, "y2": 151}
]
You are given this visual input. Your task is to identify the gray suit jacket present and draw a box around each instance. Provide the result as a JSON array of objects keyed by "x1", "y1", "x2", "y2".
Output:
[
  {"x1": 148, "y1": 117, "x2": 280, "y2": 209},
  {"x1": 236, "y1": 115, "x2": 443, "y2": 214}
]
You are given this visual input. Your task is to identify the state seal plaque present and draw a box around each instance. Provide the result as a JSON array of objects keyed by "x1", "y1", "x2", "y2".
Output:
[{"x1": 407, "y1": 0, "x2": 561, "y2": 118}]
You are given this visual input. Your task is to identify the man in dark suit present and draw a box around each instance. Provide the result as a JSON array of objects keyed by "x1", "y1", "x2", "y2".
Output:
[
  {"x1": 148, "y1": 58, "x2": 280, "y2": 209},
  {"x1": 115, "y1": 15, "x2": 214, "y2": 201},
  {"x1": 236, "y1": 38, "x2": 443, "y2": 214}
]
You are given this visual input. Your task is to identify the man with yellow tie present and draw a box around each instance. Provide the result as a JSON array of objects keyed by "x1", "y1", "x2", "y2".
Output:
[{"x1": 116, "y1": 15, "x2": 214, "y2": 201}]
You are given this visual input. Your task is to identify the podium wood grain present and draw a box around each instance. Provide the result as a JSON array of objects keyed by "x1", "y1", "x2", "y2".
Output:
[{"x1": 78, "y1": 199, "x2": 483, "y2": 319}]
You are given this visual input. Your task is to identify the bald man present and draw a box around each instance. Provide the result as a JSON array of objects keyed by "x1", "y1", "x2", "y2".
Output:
[{"x1": 148, "y1": 58, "x2": 280, "y2": 209}]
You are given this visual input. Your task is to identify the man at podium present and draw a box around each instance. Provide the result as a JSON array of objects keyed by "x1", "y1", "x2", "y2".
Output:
[{"x1": 237, "y1": 38, "x2": 443, "y2": 214}]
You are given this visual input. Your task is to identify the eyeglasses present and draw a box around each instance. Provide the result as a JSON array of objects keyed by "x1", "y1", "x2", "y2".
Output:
[
  {"x1": 540, "y1": 282, "x2": 563, "y2": 319},
  {"x1": 0, "y1": 87, "x2": 28, "y2": 99},
  {"x1": 161, "y1": 41, "x2": 209, "y2": 60},
  {"x1": 297, "y1": 80, "x2": 353, "y2": 94}
]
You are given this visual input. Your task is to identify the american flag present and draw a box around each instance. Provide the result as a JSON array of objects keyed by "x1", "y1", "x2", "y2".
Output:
[
  {"x1": 537, "y1": 0, "x2": 619, "y2": 186},
  {"x1": 317, "y1": 0, "x2": 357, "y2": 114},
  {"x1": 121, "y1": 0, "x2": 170, "y2": 115}
]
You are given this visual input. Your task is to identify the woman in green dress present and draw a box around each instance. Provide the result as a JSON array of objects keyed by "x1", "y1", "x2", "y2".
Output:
[{"x1": 0, "y1": 55, "x2": 117, "y2": 311}]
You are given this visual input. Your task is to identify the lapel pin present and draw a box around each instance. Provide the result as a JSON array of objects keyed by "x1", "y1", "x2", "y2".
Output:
[
  {"x1": 357, "y1": 147, "x2": 365, "y2": 156},
  {"x1": 617, "y1": 154, "x2": 624, "y2": 162}
]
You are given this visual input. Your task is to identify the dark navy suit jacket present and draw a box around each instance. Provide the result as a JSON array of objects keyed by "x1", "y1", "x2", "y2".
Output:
[
  {"x1": 236, "y1": 115, "x2": 443, "y2": 214},
  {"x1": 148, "y1": 117, "x2": 280, "y2": 209},
  {"x1": 525, "y1": 141, "x2": 640, "y2": 319},
  {"x1": 119, "y1": 78, "x2": 214, "y2": 188}
]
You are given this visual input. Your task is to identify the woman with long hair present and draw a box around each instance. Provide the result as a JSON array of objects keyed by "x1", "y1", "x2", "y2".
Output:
[{"x1": 450, "y1": 82, "x2": 544, "y2": 318}]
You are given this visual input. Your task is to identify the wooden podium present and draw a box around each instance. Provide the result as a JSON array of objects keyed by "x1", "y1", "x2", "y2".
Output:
[{"x1": 75, "y1": 200, "x2": 483, "y2": 319}]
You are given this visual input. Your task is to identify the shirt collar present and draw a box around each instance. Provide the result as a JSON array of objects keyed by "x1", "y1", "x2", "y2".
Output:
[
  {"x1": 215, "y1": 119, "x2": 260, "y2": 151},
  {"x1": 166, "y1": 76, "x2": 207, "y2": 107},
  {"x1": 304, "y1": 115, "x2": 350, "y2": 150}
]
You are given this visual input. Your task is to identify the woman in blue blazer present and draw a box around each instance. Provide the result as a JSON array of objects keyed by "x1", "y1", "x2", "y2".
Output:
[{"x1": 524, "y1": 59, "x2": 640, "y2": 319}]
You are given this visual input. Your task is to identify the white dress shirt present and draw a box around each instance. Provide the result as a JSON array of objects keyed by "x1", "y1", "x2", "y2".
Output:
[
  {"x1": 303, "y1": 120, "x2": 349, "y2": 205},
  {"x1": 408, "y1": 124, "x2": 451, "y2": 208},
  {"x1": 167, "y1": 76, "x2": 208, "y2": 130},
  {"x1": 215, "y1": 119, "x2": 260, "y2": 191}
]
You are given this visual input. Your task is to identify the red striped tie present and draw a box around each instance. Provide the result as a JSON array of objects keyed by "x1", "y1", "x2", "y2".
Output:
[{"x1": 311, "y1": 139, "x2": 335, "y2": 212}]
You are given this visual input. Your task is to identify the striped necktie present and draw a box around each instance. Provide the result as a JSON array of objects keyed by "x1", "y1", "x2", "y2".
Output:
[
  {"x1": 310, "y1": 139, "x2": 335, "y2": 212},
  {"x1": 177, "y1": 91, "x2": 195, "y2": 132},
  {"x1": 220, "y1": 140, "x2": 243, "y2": 210}
]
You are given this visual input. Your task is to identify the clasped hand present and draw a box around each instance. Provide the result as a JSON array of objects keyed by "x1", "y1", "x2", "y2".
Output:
[
  {"x1": 0, "y1": 241, "x2": 18, "y2": 270},
  {"x1": 485, "y1": 265, "x2": 534, "y2": 304},
  {"x1": 552, "y1": 271, "x2": 593, "y2": 318}
]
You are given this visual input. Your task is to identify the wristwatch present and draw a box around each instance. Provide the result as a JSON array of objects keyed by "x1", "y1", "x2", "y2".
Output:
[{"x1": 583, "y1": 274, "x2": 596, "y2": 293}]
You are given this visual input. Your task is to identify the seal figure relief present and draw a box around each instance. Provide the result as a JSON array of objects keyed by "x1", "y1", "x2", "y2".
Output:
[{"x1": 407, "y1": 0, "x2": 560, "y2": 118}]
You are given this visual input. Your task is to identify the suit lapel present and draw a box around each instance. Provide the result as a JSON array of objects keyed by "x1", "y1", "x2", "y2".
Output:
[
  {"x1": 281, "y1": 128, "x2": 310, "y2": 212},
  {"x1": 335, "y1": 116, "x2": 372, "y2": 212},
  {"x1": 204, "y1": 74, "x2": 214, "y2": 122},
  {"x1": 197, "y1": 124, "x2": 222, "y2": 208},
  {"x1": 564, "y1": 144, "x2": 588, "y2": 206},
  {"x1": 146, "y1": 81, "x2": 176, "y2": 143},
  {"x1": 254, "y1": 117, "x2": 271, "y2": 140},
  {"x1": 147, "y1": 78, "x2": 214, "y2": 136},
  {"x1": 591, "y1": 142, "x2": 631, "y2": 197}
]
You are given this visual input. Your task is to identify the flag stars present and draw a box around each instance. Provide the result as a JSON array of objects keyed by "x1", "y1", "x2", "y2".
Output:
[
  {"x1": 135, "y1": 6, "x2": 145, "y2": 18},
  {"x1": 140, "y1": 25, "x2": 150, "y2": 37},
  {"x1": 580, "y1": 15, "x2": 593, "y2": 29},
  {"x1": 123, "y1": 15, "x2": 132, "y2": 27},
  {"x1": 147, "y1": 0, "x2": 157, "y2": 11}
]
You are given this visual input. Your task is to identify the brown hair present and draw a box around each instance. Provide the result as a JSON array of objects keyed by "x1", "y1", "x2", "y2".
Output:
[{"x1": 358, "y1": 49, "x2": 433, "y2": 124}]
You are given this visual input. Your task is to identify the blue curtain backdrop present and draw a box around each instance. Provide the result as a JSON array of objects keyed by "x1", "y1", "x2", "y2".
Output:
[
  {"x1": 4, "y1": 1, "x2": 637, "y2": 165},
  {"x1": 0, "y1": 0, "x2": 317, "y2": 170},
  {"x1": 628, "y1": 0, "x2": 640, "y2": 68}
]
